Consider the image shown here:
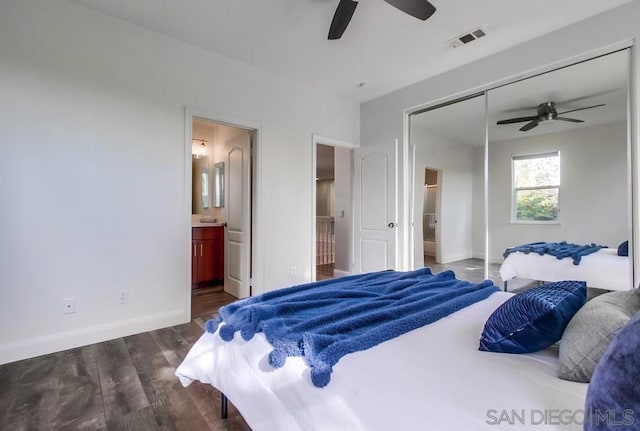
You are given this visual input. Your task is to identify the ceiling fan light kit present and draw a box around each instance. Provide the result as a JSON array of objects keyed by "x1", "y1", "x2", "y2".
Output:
[{"x1": 328, "y1": 0, "x2": 437, "y2": 40}]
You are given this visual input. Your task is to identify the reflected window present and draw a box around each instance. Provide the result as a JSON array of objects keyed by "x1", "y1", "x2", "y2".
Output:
[
  {"x1": 512, "y1": 152, "x2": 560, "y2": 222},
  {"x1": 201, "y1": 169, "x2": 210, "y2": 209},
  {"x1": 214, "y1": 162, "x2": 224, "y2": 208}
]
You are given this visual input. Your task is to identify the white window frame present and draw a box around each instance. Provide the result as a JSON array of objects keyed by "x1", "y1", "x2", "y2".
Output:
[{"x1": 511, "y1": 151, "x2": 561, "y2": 224}]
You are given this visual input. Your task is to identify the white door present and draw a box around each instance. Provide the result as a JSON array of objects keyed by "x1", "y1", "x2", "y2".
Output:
[
  {"x1": 223, "y1": 132, "x2": 251, "y2": 298},
  {"x1": 353, "y1": 140, "x2": 398, "y2": 273}
]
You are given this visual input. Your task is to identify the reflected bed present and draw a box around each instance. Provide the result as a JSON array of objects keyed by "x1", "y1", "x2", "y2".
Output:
[{"x1": 500, "y1": 248, "x2": 630, "y2": 292}]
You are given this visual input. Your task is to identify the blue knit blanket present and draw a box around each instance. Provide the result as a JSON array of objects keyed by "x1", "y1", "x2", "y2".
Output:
[
  {"x1": 503, "y1": 241, "x2": 607, "y2": 265},
  {"x1": 205, "y1": 268, "x2": 499, "y2": 387}
]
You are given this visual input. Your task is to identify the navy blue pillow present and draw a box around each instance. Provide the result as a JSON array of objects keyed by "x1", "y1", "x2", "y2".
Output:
[
  {"x1": 617, "y1": 240, "x2": 629, "y2": 257},
  {"x1": 585, "y1": 309, "x2": 640, "y2": 430},
  {"x1": 479, "y1": 281, "x2": 587, "y2": 354}
]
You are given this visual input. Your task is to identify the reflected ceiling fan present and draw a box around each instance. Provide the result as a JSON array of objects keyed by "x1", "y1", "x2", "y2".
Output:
[
  {"x1": 328, "y1": 0, "x2": 436, "y2": 40},
  {"x1": 496, "y1": 101, "x2": 606, "y2": 132}
]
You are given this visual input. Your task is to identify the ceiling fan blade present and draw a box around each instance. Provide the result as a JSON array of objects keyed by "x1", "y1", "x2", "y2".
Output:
[
  {"x1": 496, "y1": 116, "x2": 538, "y2": 125},
  {"x1": 557, "y1": 103, "x2": 606, "y2": 115},
  {"x1": 556, "y1": 117, "x2": 584, "y2": 123},
  {"x1": 383, "y1": 0, "x2": 436, "y2": 20},
  {"x1": 328, "y1": 0, "x2": 358, "y2": 40},
  {"x1": 520, "y1": 120, "x2": 539, "y2": 132},
  {"x1": 557, "y1": 90, "x2": 617, "y2": 106}
]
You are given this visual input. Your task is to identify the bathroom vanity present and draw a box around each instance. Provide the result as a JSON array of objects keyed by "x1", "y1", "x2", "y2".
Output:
[{"x1": 191, "y1": 225, "x2": 224, "y2": 287}]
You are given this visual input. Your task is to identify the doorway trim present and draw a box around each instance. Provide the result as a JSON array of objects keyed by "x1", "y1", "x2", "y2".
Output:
[
  {"x1": 311, "y1": 134, "x2": 357, "y2": 281},
  {"x1": 184, "y1": 107, "x2": 262, "y2": 321}
]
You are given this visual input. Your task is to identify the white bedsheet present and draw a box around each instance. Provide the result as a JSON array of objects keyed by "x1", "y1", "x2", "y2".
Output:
[
  {"x1": 176, "y1": 292, "x2": 588, "y2": 430},
  {"x1": 500, "y1": 248, "x2": 630, "y2": 291}
]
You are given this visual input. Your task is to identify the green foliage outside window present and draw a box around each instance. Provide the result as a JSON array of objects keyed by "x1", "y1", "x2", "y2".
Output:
[
  {"x1": 513, "y1": 153, "x2": 560, "y2": 222},
  {"x1": 516, "y1": 189, "x2": 558, "y2": 221}
]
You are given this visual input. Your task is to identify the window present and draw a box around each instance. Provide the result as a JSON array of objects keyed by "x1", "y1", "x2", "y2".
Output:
[{"x1": 512, "y1": 152, "x2": 560, "y2": 222}]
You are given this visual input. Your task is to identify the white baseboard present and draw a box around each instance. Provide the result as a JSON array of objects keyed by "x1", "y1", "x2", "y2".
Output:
[
  {"x1": 0, "y1": 309, "x2": 187, "y2": 365},
  {"x1": 333, "y1": 269, "x2": 351, "y2": 278}
]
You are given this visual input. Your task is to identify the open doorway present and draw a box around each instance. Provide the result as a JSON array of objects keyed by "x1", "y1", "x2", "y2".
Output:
[
  {"x1": 316, "y1": 144, "x2": 335, "y2": 280},
  {"x1": 189, "y1": 115, "x2": 256, "y2": 319},
  {"x1": 313, "y1": 139, "x2": 354, "y2": 281},
  {"x1": 423, "y1": 168, "x2": 440, "y2": 266}
]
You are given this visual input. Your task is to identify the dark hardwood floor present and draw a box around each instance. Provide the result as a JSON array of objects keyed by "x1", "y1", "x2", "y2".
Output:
[
  {"x1": 0, "y1": 290, "x2": 251, "y2": 431},
  {"x1": 316, "y1": 263, "x2": 334, "y2": 281},
  {"x1": 191, "y1": 283, "x2": 236, "y2": 319}
]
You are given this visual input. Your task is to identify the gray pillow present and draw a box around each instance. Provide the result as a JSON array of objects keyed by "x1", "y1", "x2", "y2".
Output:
[{"x1": 558, "y1": 290, "x2": 640, "y2": 382}]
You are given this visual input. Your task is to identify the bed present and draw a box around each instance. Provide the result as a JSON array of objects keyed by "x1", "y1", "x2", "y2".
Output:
[
  {"x1": 176, "y1": 270, "x2": 588, "y2": 431},
  {"x1": 500, "y1": 248, "x2": 630, "y2": 292}
]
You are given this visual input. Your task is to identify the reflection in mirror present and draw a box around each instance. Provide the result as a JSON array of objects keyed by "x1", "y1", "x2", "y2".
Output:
[
  {"x1": 214, "y1": 162, "x2": 225, "y2": 208},
  {"x1": 192, "y1": 155, "x2": 210, "y2": 214},
  {"x1": 488, "y1": 49, "x2": 631, "y2": 293},
  {"x1": 201, "y1": 168, "x2": 210, "y2": 209},
  {"x1": 409, "y1": 93, "x2": 489, "y2": 282}
]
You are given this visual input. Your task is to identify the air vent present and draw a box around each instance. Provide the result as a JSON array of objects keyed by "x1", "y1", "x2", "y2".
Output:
[{"x1": 447, "y1": 27, "x2": 487, "y2": 48}]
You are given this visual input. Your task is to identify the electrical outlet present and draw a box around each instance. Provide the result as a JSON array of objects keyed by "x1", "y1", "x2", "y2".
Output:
[
  {"x1": 119, "y1": 289, "x2": 128, "y2": 304},
  {"x1": 63, "y1": 297, "x2": 76, "y2": 314},
  {"x1": 289, "y1": 266, "x2": 297, "y2": 276}
]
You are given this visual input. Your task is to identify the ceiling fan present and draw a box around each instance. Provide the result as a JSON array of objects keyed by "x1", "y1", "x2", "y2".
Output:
[
  {"x1": 496, "y1": 101, "x2": 606, "y2": 132},
  {"x1": 328, "y1": 0, "x2": 436, "y2": 40}
]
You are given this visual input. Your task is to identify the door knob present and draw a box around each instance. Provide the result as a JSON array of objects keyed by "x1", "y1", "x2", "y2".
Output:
[{"x1": 388, "y1": 222, "x2": 397, "y2": 228}]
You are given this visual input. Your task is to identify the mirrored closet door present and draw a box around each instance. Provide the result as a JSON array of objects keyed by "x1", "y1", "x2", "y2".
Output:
[
  {"x1": 487, "y1": 49, "x2": 632, "y2": 292},
  {"x1": 409, "y1": 94, "x2": 489, "y2": 283}
]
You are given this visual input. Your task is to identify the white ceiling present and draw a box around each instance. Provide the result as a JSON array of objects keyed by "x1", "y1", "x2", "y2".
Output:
[
  {"x1": 411, "y1": 49, "x2": 629, "y2": 146},
  {"x1": 68, "y1": 0, "x2": 632, "y2": 102}
]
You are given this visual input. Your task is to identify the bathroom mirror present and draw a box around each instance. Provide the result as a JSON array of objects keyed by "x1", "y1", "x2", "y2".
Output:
[
  {"x1": 214, "y1": 161, "x2": 225, "y2": 208},
  {"x1": 192, "y1": 155, "x2": 210, "y2": 214}
]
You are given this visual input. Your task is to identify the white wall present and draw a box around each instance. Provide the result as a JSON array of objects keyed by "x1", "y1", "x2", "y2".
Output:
[
  {"x1": 487, "y1": 122, "x2": 628, "y2": 261},
  {"x1": 0, "y1": 0, "x2": 359, "y2": 364},
  {"x1": 334, "y1": 147, "x2": 352, "y2": 274},
  {"x1": 361, "y1": 1, "x2": 640, "y2": 272},
  {"x1": 411, "y1": 126, "x2": 477, "y2": 267}
]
